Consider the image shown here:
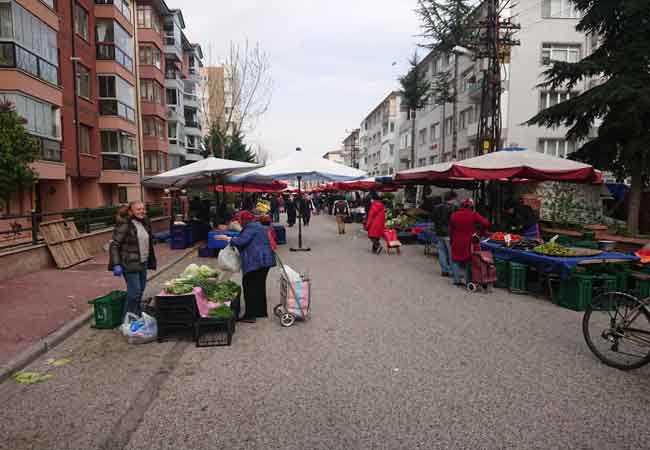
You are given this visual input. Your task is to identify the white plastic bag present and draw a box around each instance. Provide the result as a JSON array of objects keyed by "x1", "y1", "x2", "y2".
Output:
[
  {"x1": 120, "y1": 312, "x2": 140, "y2": 336},
  {"x1": 126, "y1": 312, "x2": 157, "y2": 345},
  {"x1": 218, "y1": 245, "x2": 241, "y2": 273}
]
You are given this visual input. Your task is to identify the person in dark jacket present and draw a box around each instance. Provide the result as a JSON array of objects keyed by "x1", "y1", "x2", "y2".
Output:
[
  {"x1": 298, "y1": 194, "x2": 312, "y2": 226},
  {"x1": 216, "y1": 211, "x2": 276, "y2": 322},
  {"x1": 286, "y1": 195, "x2": 297, "y2": 227},
  {"x1": 109, "y1": 201, "x2": 157, "y2": 317},
  {"x1": 270, "y1": 195, "x2": 280, "y2": 223},
  {"x1": 504, "y1": 199, "x2": 540, "y2": 240},
  {"x1": 431, "y1": 191, "x2": 457, "y2": 277}
]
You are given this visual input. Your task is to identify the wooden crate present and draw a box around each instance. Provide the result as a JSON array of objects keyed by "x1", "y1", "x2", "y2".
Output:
[{"x1": 39, "y1": 218, "x2": 91, "y2": 269}]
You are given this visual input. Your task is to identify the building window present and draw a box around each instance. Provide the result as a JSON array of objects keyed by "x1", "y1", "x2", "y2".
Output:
[
  {"x1": 136, "y1": 5, "x2": 159, "y2": 32},
  {"x1": 541, "y1": 43, "x2": 581, "y2": 65},
  {"x1": 79, "y1": 125, "x2": 92, "y2": 154},
  {"x1": 40, "y1": 0, "x2": 55, "y2": 8},
  {"x1": 166, "y1": 88, "x2": 178, "y2": 105},
  {"x1": 0, "y1": 3, "x2": 59, "y2": 85},
  {"x1": 138, "y1": 45, "x2": 161, "y2": 69},
  {"x1": 430, "y1": 123, "x2": 439, "y2": 141},
  {"x1": 143, "y1": 117, "x2": 164, "y2": 138},
  {"x1": 418, "y1": 158, "x2": 426, "y2": 167},
  {"x1": 537, "y1": 138, "x2": 576, "y2": 158},
  {"x1": 144, "y1": 151, "x2": 167, "y2": 173},
  {"x1": 74, "y1": 3, "x2": 89, "y2": 40},
  {"x1": 140, "y1": 79, "x2": 163, "y2": 104},
  {"x1": 118, "y1": 186, "x2": 128, "y2": 203},
  {"x1": 96, "y1": 0, "x2": 132, "y2": 23},
  {"x1": 0, "y1": 92, "x2": 61, "y2": 140},
  {"x1": 429, "y1": 156, "x2": 436, "y2": 165},
  {"x1": 445, "y1": 117, "x2": 453, "y2": 135},
  {"x1": 75, "y1": 64, "x2": 91, "y2": 99},
  {"x1": 98, "y1": 75, "x2": 136, "y2": 121},
  {"x1": 419, "y1": 128, "x2": 427, "y2": 145},
  {"x1": 168, "y1": 122, "x2": 177, "y2": 144},
  {"x1": 186, "y1": 135, "x2": 199, "y2": 151},
  {"x1": 540, "y1": 91, "x2": 578, "y2": 110},
  {"x1": 542, "y1": 0, "x2": 579, "y2": 19},
  {"x1": 96, "y1": 20, "x2": 134, "y2": 72},
  {"x1": 101, "y1": 130, "x2": 137, "y2": 171}
]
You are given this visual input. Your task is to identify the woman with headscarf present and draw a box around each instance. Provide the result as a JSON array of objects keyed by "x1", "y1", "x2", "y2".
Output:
[
  {"x1": 215, "y1": 211, "x2": 276, "y2": 322},
  {"x1": 449, "y1": 198, "x2": 490, "y2": 287},
  {"x1": 364, "y1": 192, "x2": 386, "y2": 254}
]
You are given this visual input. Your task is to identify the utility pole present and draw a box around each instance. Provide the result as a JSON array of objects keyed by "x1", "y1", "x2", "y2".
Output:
[{"x1": 474, "y1": 0, "x2": 520, "y2": 155}]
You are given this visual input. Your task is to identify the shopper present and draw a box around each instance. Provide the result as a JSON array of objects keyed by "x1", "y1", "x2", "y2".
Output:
[
  {"x1": 216, "y1": 211, "x2": 276, "y2": 322},
  {"x1": 298, "y1": 194, "x2": 312, "y2": 226},
  {"x1": 270, "y1": 194, "x2": 280, "y2": 223},
  {"x1": 449, "y1": 198, "x2": 490, "y2": 287},
  {"x1": 109, "y1": 201, "x2": 157, "y2": 317},
  {"x1": 334, "y1": 197, "x2": 351, "y2": 235},
  {"x1": 431, "y1": 191, "x2": 458, "y2": 277},
  {"x1": 503, "y1": 199, "x2": 540, "y2": 240},
  {"x1": 365, "y1": 192, "x2": 386, "y2": 254},
  {"x1": 286, "y1": 195, "x2": 297, "y2": 227}
]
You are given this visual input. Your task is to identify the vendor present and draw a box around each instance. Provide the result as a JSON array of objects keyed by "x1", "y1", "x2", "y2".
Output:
[
  {"x1": 215, "y1": 211, "x2": 276, "y2": 322},
  {"x1": 503, "y1": 199, "x2": 540, "y2": 240}
]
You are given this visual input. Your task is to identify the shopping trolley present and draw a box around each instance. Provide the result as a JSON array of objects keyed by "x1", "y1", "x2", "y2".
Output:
[
  {"x1": 467, "y1": 234, "x2": 497, "y2": 292},
  {"x1": 273, "y1": 254, "x2": 311, "y2": 327}
]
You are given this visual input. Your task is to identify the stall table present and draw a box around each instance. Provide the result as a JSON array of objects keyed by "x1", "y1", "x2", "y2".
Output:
[{"x1": 481, "y1": 240, "x2": 639, "y2": 280}]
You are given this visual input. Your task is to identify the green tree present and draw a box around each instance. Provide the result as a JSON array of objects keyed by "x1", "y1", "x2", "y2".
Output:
[
  {"x1": 203, "y1": 124, "x2": 257, "y2": 163},
  {"x1": 0, "y1": 101, "x2": 40, "y2": 213},
  {"x1": 399, "y1": 52, "x2": 432, "y2": 168},
  {"x1": 526, "y1": 0, "x2": 650, "y2": 233},
  {"x1": 417, "y1": 0, "x2": 475, "y2": 159}
]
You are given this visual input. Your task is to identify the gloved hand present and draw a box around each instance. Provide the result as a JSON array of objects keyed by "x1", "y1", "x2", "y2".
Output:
[{"x1": 112, "y1": 265, "x2": 123, "y2": 277}]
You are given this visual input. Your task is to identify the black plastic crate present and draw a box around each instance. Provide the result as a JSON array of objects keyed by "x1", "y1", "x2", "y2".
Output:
[
  {"x1": 195, "y1": 317, "x2": 234, "y2": 347},
  {"x1": 155, "y1": 294, "x2": 198, "y2": 341}
]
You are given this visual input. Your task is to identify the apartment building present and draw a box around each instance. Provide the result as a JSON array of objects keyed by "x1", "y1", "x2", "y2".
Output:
[
  {"x1": 359, "y1": 91, "x2": 404, "y2": 177},
  {"x1": 342, "y1": 129, "x2": 360, "y2": 169},
  {"x1": 201, "y1": 64, "x2": 239, "y2": 140},
  {"x1": 396, "y1": 0, "x2": 585, "y2": 170},
  {"x1": 0, "y1": 0, "x2": 203, "y2": 214}
]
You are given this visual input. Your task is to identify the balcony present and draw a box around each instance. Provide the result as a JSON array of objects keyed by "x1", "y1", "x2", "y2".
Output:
[
  {"x1": 399, "y1": 147, "x2": 411, "y2": 162},
  {"x1": 99, "y1": 99, "x2": 136, "y2": 122},
  {"x1": 183, "y1": 93, "x2": 199, "y2": 109},
  {"x1": 101, "y1": 154, "x2": 138, "y2": 171},
  {"x1": 467, "y1": 80, "x2": 483, "y2": 102},
  {"x1": 96, "y1": 44, "x2": 133, "y2": 73},
  {"x1": 38, "y1": 137, "x2": 63, "y2": 162},
  {"x1": 0, "y1": 42, "x2": 58, "y2": 86},
  {"x1": 163, "y1": 34, "x2": 183, "y2": 62},
  {"x1": 166, "y1": 105, "x2": 183, "y2": 122}
]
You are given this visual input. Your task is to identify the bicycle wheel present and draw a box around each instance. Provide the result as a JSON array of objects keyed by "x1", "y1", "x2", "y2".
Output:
[{"x1": 583, "y1": 292, "x2": 650, "y2": 370}]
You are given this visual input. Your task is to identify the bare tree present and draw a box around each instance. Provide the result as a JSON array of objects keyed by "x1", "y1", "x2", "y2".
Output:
[
  {"x1": 201, "y1": 40, "x2": 273, "y2": 158},
  {"x1": 255, "y1": 144, "x2": 269, "y2": 165}
]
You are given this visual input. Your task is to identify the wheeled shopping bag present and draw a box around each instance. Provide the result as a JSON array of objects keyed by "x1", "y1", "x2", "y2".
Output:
[
  {"x1": 468, "y1": 234, "x2": 497, "y2": 292},
  {"x1": 382, "y1": 229, "x2": 402, "y2": 254},
  {"x1": 273, "y1": 254, "x2": 311, "y2": 327}
]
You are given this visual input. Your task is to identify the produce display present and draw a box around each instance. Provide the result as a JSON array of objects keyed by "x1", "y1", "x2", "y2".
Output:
[
  {"x1": 490, "y1": 232, "x2": 522, "y2": 242},
  {"x1": 533, "y1": 242, "x2": 574, "y2": 256},
  {"x1": 163, "y1": 264, "x2": 240, "y2": 302}
]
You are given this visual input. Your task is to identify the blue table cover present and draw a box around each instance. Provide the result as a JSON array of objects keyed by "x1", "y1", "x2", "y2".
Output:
[{"x1": 481, "y1": 240, "x2": 639, "y2": 280}]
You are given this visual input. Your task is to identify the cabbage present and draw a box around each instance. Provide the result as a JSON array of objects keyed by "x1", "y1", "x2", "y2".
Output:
[
  {"x1": 182, "y1": 263, "x2": 200, "y2": 278},
  {"x1": 198, "y1": 265, "x2": 218, "y2": 278}
]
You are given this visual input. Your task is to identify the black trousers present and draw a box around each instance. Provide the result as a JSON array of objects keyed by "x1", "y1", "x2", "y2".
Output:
[
  {"x1": 370, "y1": 237, "x2": 381, "y2": 252},
  {"x1": 242, "y1": 267, "x2": 270, "y2": 318}
]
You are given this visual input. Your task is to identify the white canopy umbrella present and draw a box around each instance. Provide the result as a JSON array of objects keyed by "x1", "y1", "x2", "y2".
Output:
[
  {"x1": 234, "y1": 148, "x2": 367, "y2": 251},
  {"x1": 141, "y1": 157, "x2": 261, "y2": 188}
]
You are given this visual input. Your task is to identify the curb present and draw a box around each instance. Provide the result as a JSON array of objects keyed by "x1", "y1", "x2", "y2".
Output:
[{"x1": 0, "y1": 244, "x2": 200, "y2": 384}]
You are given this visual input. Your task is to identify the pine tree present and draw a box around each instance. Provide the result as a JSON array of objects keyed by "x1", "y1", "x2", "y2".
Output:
[
  {"x1": 399, "y1": 52, "x2": 432, "y2": 168},
  {"x1": 203, "y1": 125, "x2": 257, "y2": 163},
  {"x1": 526, "y1": 0, "x2": 650, "y2": 233},
  {"x1": 0, "y1": 101, "x2": 40, "y2": 213}
]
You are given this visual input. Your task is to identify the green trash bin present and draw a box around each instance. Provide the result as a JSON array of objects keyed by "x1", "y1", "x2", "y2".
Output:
[
  {"x1": 88, "y1": 291, "x2": 127, "y2": 329},
  {"x1": 495, "y1": 259, "x2": 509, "y2": 288},
  {"x1": 509, "y1": 262, "x2": 527, "y2": 293}
]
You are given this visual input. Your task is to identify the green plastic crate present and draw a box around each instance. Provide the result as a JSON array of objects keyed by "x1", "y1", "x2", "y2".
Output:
[
  {"x1": 509, "y1": 262, "x2": 527, "y2": 293},
  {"x1": 636, "y1": 277, "x2": 650, "y2": 299},
  {"x1": 615, "y1": 269, "x2": 631, "y2": 292},
  {"x1": 88, "y1": 291, "x2": 126, "y2": 329},
  {"x1": 558, "y1": 273, "x2": 593, "y2": 311},
  {"x1": 555, "y1": 235, "x2": 574, "y2": 246},
  {"x1": 581, "y1": 231, "x2": 596, "y2": 241},
  {"x1": 495, "y1": 259, "x2": 509, "y2": 288}
]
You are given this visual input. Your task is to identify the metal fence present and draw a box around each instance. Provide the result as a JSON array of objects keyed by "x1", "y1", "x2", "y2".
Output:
[{"x1": 0, "y1": 203, "x2": 167, "y2": 251}]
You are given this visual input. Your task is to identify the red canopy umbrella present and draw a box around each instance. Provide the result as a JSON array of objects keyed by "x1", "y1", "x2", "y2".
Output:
[
  {"x1": 395, "y1": 149, "x2": 600, "y2": 184},
  {"x1": 209, "y1": 180, "x2": 287, "y2": 193},
  {"x1": 334, "y1": 178, "x2": 400, "y2": 192}
]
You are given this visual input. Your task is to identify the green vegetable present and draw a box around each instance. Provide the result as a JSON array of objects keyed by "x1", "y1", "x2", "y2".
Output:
[
  {"x1": 207, "y1": 305, "x2": 234, "y2": 319},
  {"x1": 198, "y1": 265, "x2": 219, "y2": 278},
  {"x1": 533, "y1": 242, "x2": 573, "y2": 256}
]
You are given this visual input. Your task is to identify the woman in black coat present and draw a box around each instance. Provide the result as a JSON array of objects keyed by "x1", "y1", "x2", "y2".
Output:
[{"x1": 286, "y1": 196, "x2": 297, "y2": 227}]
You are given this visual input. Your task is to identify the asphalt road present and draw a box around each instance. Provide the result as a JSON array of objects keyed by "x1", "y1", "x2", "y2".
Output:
[{"x1": 1, "y1": 215, "x2": 650, "y2": 450}]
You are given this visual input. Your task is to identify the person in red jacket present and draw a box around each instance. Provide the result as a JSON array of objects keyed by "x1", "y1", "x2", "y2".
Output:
[
  {"x1": 449, "y1": 198, "x2": 490, "y2": 286},
  {"x1": 364, "y1": 192, "x2": 386, "y2": 254}
]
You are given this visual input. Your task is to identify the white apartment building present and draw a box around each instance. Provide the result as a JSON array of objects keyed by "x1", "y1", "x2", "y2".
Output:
[
  {"x1": 395, "y1": 0, "x2": 585, "y2": 169},
  {"x1": 359, "y1": 91, "x2": 406, "y2": 176}
]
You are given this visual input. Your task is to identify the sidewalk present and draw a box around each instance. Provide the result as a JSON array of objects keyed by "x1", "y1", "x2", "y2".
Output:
[{"x1": 0, "y1": 242, "x2": 189, "y2": 364}]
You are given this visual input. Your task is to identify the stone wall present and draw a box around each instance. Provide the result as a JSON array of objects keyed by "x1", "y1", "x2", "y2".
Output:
[{"x1": 514, "y1": 182, "x2": 604, "y2": 226}]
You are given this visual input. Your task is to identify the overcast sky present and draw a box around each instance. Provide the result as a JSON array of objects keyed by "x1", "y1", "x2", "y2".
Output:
[{"x1": 166, "y1": 0, "x2": 422, "y2": 160}]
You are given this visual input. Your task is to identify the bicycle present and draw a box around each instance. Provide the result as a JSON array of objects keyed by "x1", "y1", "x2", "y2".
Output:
[{"x1": 583, "y1": 291, "x2": 650, "y2": 370}]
